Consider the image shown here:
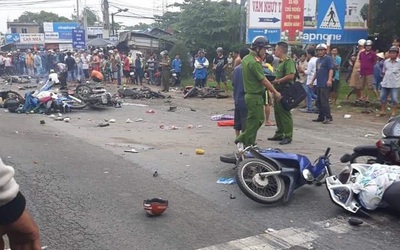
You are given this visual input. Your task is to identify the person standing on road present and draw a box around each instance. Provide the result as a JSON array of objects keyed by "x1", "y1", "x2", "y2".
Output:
[
  {"x1": 171, "y1": 54, "x2": 182, "y2": 86},
  {"x1": 268, "y1": 42, "x2": 295, "y2": 145},
  {"x1": 0, "y1": 157, "x2": 41, "y2": 249},
  {"x1": 232, "y1": 47, "x2": 250, "y2": 137},
  {"x1": 194, "y1": 49, "x2": 209, "y2": 88},
  {"x1": 159, "y1": 50, "x2": 171, "y2": 92},
  {"x1": 235, "y1": 36, "x2": 281, "y2": 151},
  {"x1": 330, "y1": 47, "x2": 342, "y2": 105},
  {"x1": 377, "y1": 46, "x2": 400, "y2": 118},
  {"x1": 348, "y1": 39, "x2": 366, "y2": 101},
  {"x1": 303, "y1": 48, "x2": 318, "y2": 113},
  {"x1": 311, "y1": 43, "x2": 334, "y2": 124},
  {"x1": 213, "y1": 47, "x2": 228, "y2": 92},
  {"x1": 65, "y1": 52, "x2": 76, "y2": 82}
]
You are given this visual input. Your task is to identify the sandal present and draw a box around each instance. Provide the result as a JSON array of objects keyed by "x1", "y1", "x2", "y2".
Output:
[{"x1": 376, "y1": 113, "x2": 386, "y2": 117}]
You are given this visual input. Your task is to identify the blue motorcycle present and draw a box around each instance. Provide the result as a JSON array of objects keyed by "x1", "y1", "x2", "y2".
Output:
[{"x1": 220, "y1": 147, "x2": 332, "y2": 204}]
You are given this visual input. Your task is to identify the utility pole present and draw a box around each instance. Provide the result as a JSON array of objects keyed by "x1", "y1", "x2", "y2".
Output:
[
  {"x1": 76, "y1": 0, "x2": 80, "y2": 25},
  {"x1": 239, "y1": 0, "x2": 246, "y2": 43},
  {"x1": 102, "y1": 0, "x2": 110, "y2": 39}
]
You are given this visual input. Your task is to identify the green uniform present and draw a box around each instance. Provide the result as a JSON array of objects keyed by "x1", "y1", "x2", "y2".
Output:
[
  {"x1": 161, "y1": 56, "x2": 171, "y2": 91},
  {"x1": 273, "y1": 57, "x2": 295, "y2": 140},
  {"x1": 235, "y1": 51, "x2": 266, "y2": 147}
]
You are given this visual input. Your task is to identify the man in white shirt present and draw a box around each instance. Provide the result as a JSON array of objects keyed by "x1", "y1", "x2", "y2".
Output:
[
  {"x1": 303, "y1": 48, "x2": 318, "y2": 113},
  {"x1": 377, "y1": 46, "x2": 400, "y2": 117}
]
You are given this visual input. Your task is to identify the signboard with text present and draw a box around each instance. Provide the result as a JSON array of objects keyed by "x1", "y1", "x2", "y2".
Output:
[
  {"x1": 72, "y1": 29, "x2": 86, "y2": 49},
  {"x1": 247, "y1": 0, "x2": 369, "y2": 45},
  {"x1": 19, "y1": 34, "x2": 45, "y2": 44},
  {"x1": 44, "y1": 22, "x2": 79, "y2": 43}
]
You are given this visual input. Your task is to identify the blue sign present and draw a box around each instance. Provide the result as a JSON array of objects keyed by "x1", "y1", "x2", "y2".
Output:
[
  {"x1": 259, "y1": 17, "x2": 280, "y2": 23},
  {"x1": 5, "y1": 33, "x2": 20, "y2": 44},
  {"x1": 59, "y1": 32, "x2": 73, "y2": 40},
  {"x1": 53, "y1": 22, "x2": 79, "y2": 33},
  {"x1": 317, "y1": 0, "x2": 346, "y2": 35},
  {"x1": 72, "y1": 29, "x2": 86, "y2": 49},
  {"x1": 302, "y1": 29, "x2": 368, "y2": 44},
  {"x1": 247, "y1": 28, "x2": 281, "y2": 44}
]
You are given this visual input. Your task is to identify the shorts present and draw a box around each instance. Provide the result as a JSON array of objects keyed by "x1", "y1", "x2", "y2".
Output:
[
  {"x1": 330, "y1": 79, "x2": 340, "y2": 92},
  {"x1": 93, "y1": 77, "x2": 102, "y2": 83},
  {"x1": 123, "y1": 70, "x2": 130, "y2": 78},
  {"x1": 380, "y1": 87, "x2": 399, "y2": 104},
  {"x1": 234, "y1": 107, "x2": 247, "y2": 131},
  {"x1": 262, "y1": 90, "x2": 272, "y2": 105},
  {"x1": 215, "y1": 71, "x2": 226, "y2": 83},
  {"x1": 359, "y1": 75, "x2": 374, "y2": 90}
]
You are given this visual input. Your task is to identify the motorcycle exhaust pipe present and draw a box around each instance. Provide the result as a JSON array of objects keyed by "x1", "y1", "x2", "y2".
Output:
[{"x1": 258, "y1": 171, "x2": 282, "y2": 177}]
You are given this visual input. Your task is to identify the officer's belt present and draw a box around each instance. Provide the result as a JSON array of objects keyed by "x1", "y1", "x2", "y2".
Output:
[{"x1": 245, "y1": 92, "x2": 264, "y2": 95}]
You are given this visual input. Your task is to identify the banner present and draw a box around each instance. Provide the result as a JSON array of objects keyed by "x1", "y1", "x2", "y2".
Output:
[
  {"x1": 247, "y1": 0, "x2": 370, "y2": 45},
  {"x1": 43, "y1": 22, "x2": 79, "y2": 43},
  {"x1": 5, "y1": 33, "x2": 20, "y2": 44},
  {"x1": 19, "y1": 34, "x2": 45, "y2": 44}
]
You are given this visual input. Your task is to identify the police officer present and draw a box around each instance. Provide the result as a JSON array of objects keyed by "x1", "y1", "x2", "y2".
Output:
[
  {"x1": 268, "y1": 42, "x2": 296, "y2": 145},
  {"x1": 159, "y1": 50, "x2": 171, "y2": 92},
  {"x1": 235, "y1": 36, "x2": 281, "y2": 151}
]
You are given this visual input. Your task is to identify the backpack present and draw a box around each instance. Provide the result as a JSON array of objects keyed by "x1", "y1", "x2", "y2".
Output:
[{"x1": 280, "y1": 82, "x2": 307, "y2": 111}]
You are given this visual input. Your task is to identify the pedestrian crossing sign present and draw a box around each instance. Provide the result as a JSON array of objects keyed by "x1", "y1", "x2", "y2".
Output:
[{"x1": 319, "y1": 1, "x2": 342, "y2": 30}]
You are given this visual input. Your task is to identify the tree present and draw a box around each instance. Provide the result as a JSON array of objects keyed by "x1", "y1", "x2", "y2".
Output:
[
  {"x1": 72, "y1": 7, "x2": 100, "y2": 26},
  {"x1": 369, "y1": 0, "x2": 400, "y2": 47},
  {"x1": 123, "y1": 23, "x2": 151, "y2": 31}
]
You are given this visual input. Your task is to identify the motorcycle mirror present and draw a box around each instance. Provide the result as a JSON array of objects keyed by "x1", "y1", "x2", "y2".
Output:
[{"x1": 340, "y1": 154, "x2": 352, "y2": 163}]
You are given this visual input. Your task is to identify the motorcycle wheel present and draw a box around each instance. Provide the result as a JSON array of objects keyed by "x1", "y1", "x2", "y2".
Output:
[
  {"x1": 220, "y1": 153, "x2": 237, "y2": 164},
  {"x1": 236, "y1": 158, "x2": 285, "y2": 204},
  {"x1": 65, "y1": 98, "x2": 87, "y2": 110},
  {"x1": 349, "y1": 152, "x2": 378, "y2": 164},
  {"x1": 75, "y1": 84, "x2": 93, "y2": 100}
]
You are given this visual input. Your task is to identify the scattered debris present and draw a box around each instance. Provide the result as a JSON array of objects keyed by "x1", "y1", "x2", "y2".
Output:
[
  {"x1": 126, "y1": 119, "x2": 133, "y2": 123},
  {"x1": 15, "y1": 131, "x2": 18, "y2": 134},
  {"x1": 187, "y1": 125, "x2": 194, "y2": 129},
  {"x1": 324, "y1": 222, "x2": 331, "y2": 228},
  {"x1": 135, "y1": 118, "x2": 144, "y2": 122},
  {"x1": 344, "y1": 114, "x2": 352, "y2": 119},
  {"x1": 348, "y1": 217, "x2": 363, "y2": 226},
  {"x1": 197, "y1": 125, "x2": 203, "y2": 128},
  {"x1": 104, "y1": 171, "x2": 109, "y2": 174},
  {"x1": 122, "y1": 103, "x2": 148, "y2": 107},
  {"x1": 54, "y1": 117, "x2": 64, "y2": 121},
  {"x1": 266, "y1": 228, "x2": 275, "y2": 233},
  {"x1": 153, "y1": 171, "x2": 158, "y2": 177},
  {"x1": 40, "y1": 120, "x2": 45, "y2": 125},
  {"x1": 216, "y1": 177, "x2": 236, "y2": 184},
  {"x1": 364, "y1": 134, "x2": 375, "y2": 138},
  {"x1": 124, "y1": 149, "x2": 138, "y2": 153},
  {"x1": 33, "y1": 161, "x2": 38, "y2": 164},
  {"x1": 195, "y1": 148, "x2": 205, "y2": 155},
  {"x1": 168, "y1": 106, "x2": 177, "y2": 112},
  {"x1": 109, "y1": 119, "x2": 116, "y2": 123},
  {"x1": 97, "y1": 122, "x2": 110, "y2": 127},
  {"x1": 63, "y1": 117, "x2": 71, "y2": 123},
  {"x1": 190, "y1": 108, "x2": 196, "y2": 112},
  {"x1": 170, "y1": 125, "x2": 179, "y2": 130},
  {"x1": 229, "y1": 194, "x2": 236, "y2": 199},
  {"x1": 146, "y1": 109, "x2": 155, "y2": 114},
  {"x1": 159, "y1": 124, "x2": 165, "y2": 129},
  {"x1": 48, "y1": 114, "x2": 56, "y2": 118}
]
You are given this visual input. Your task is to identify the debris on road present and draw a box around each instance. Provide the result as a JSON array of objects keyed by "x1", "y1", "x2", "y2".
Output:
[
  {"x1": 344, "y1": 114, "x2": 352, "y2": 119},
  {"x1": 168, "y1": 106, "x2": 177, "y2": 112},
  {"x1": 364, "y1": 134, "x2": 375, "y2": 138},
  {"x1": 109, "y1": 119, "x2": 116, "y2": 123},
  {"x1": 159, "y1": 124, "x2": 165, "y2": 129},
  {"x1": 153, "y1": 171, "x2": 158, "y2": 177},
  {"x1": 97, "y1": 122, "x2": 110, "y2": 127},
  {"x1": 324, "y1": 222, "x2": 331, "y2": 228},
  {"x1": 63, "y1": 117, "x2": 71, "y2": 123},
  {"x1": 146, "y1": 109, "x2": 155, "y2": 114},
  {"x1": 190, "y1": 108, "x2": 196, "y2": 112},
  {"x1": 229, "y1": 194, "x2": 236, "y2": 199},
  {"x1": 266, "y1": 228, "x2": 275, "y2": 233},
  {"x1": 211, "y1": 114, "x2": 234, "y2": 121},
  {"x1": 40, "y1": 120, "x2": 45, "y2": 125},
  {"x1": 126, "y1": 119, "x2": 133, "y2": 123},
  {"x1": 216, "y1": 178, "x2": 236, "y2": 185},
  {"x1": 348, "y1": 217, "x2": 363, "y2": 226},
  {"x1": 187, "y1": 124, "x2": 194, "y2": 129},
  {"x1": 195, "y1": 148, "x2": 205, "y2": 155},
  {"x1": 135, "y1": 118, "x2": 144, "y2": 122},
  {"x1": 124, "y1": 149, "x2": 138, "y2": 153}
]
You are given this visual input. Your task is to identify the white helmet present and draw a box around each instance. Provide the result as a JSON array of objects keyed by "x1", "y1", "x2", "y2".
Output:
[
  {"x1": 358, "y1": 39, "x2": 366, "y2": 46},
  {"x1": 316, "y1": 43, "x2": 328, "y2": 50}
]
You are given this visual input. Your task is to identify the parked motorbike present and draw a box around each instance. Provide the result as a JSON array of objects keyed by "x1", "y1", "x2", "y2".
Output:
[
  {"x1": 341, "y1": 116, "x2": 400, "y2": 165},
  {"x1": 0, "y1": 90, "x2": 25, "y2": 110},
  {"x1": 326, "y1": 162, "x2": 400, "y2": 216},
  {"x1": 75, "y1": 83, "x2": 121, "y2": 108},
  {"x1": 220, "y1": 147, "x2": 332, "y2": 204}
]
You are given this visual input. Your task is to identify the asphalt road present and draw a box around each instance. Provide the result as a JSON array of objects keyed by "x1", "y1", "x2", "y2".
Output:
[{"x1": 1, "y1": 86, "x2": 400, "y2": 250}]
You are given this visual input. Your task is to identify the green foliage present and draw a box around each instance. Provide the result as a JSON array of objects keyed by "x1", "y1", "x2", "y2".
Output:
[
  {"x1": 369, "y1": 0, "x2": 400, "y2": 43},
  {"x1": 71, "y1": 7, "x2": 100, "y2": 26},
  {"x1": 14, "y1": 11, "x2": 71, "y2": 32}
]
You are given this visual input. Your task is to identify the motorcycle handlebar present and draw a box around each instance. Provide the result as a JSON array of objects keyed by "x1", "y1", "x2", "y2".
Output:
[{"x1": 324, "y1": 147, "x2": 331, "y2": 157}]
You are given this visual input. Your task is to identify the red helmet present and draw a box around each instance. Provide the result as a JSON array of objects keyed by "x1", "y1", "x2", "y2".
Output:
[{"x1": 143, "y1": 198, "x2": 168, "y2": 216}]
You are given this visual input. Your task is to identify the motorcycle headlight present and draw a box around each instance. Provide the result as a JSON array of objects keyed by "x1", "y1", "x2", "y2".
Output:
[
  {"x1": 393, "y1": 122, "x2": 400, "y2": 137},
  {"x1": 302, "y1": 169, "x2": 314, "y2": 182}
]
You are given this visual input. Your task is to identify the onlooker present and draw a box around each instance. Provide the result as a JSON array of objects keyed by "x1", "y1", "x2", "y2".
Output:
[
  {"x1": 235, "y1": 36, "x2": 281, "y2": 150},
  {"x1": 304, "y1": 48, "x2": 318, "y2": 113},
  {"x1": 297, "y1": 51, "x2": 308, "y2": 85},
  {"x1": 26, "y1": 50, "x2": 34, "y2": 76},
  {"x1": 233, "y1": 50, "x2": 241, "y2": 68},
  {"x1": 123, "y1": 54, "x2": 131, "y2": 84},
  {"x1": 171, "y1": 54, "x2": 182, "y2": 86},
  {"x1": 0, "y1": 157, "x2": 41, "y2": 249},
  {"x1": 65, "y1": 52, "x2": 76, "y2": 82},
  {"x1": 232, "y1": 47, "x2": 250, "y2": 137},
  {"x1": 311, "y1": 43, "x2": 334, "y2": 124},
  {"x1": 213, "y1": 47, "x2": 228, "y2": 92},
  {"x1": 377, "y1": 46, "x2": 400, "y2": 117},
  {"x1": 346, "y1": 54, "x2": 356, "y2": 83},
  {"x1": 263, "y1": 54, "x2": 276, "y2": 126},
  {"x1": 194, "y1": 49, "x2": 209, "y2": 88},
  {"x1": 4, "y1": 53, "x2": 13, "y2": 75},
  {"x1": 269, "y1": 42, "x2": 296, "y2": 145},
  {"x1": 147, "y1": 55, "x2": 156, "y2": 85},
  {"x1": 359, "y1": 40, "x2": 377, "y2": 102},
  {"x1": 330, "y1": 47, "x2": 342, "y2": 105},
  {"x1": 348, "y1": 39, "x2": 365, "y2": 101},
  {"x1": 134, "y1": 53, "x2": 143, "y2": 84},
  {"x1": 159, "y1": 50, "x2": 171, "y2": 92},
  {"x1": 373, "y1": 52, "x2": 385, "y2": 98},
  {"x1": 113, "y1": 49, "x2": 122, "y2": 86}
]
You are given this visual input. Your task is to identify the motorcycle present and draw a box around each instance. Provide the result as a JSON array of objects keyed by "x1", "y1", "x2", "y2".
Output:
[
  {"x1": 74, "y1": 83, "x2": 121, "y2": 108},
  {"x1": 341, "y1": 116, "x2": 400, "y2": 165},
  {"x1": 220, "y1": 147, "x2": 332, "y2": 204},
  {"x1": 326, "y1": 162, "x2": 400, "y2": 216}
]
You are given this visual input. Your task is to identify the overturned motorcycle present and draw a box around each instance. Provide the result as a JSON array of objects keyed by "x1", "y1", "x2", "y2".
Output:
[
  {"x1": 75, "y1": 84, "x2": 121, "y2": 108},
  {"x1": 220, "y1": 147, "x2": 332, "y2": 204}
]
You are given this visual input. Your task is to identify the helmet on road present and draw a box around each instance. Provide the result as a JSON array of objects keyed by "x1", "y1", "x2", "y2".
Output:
[
  {"x1": 358, "y1": 39, "x2": 366, "y2": 46},
  {"x1": 250, "y1": 36, "x2": 270, "y2": 49},
  {"x1": 143, "y1": 198, "x2": 168, "y2": 216},
  {"x1": 365, "y1": 40, "x2": 373, "y2": 46},
  {"x1": 389, "y1": 46, "x2": 399, "y2": 53},
  {"x1": 216, "y1": 47, "x2": 223, "y2": 53}
]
